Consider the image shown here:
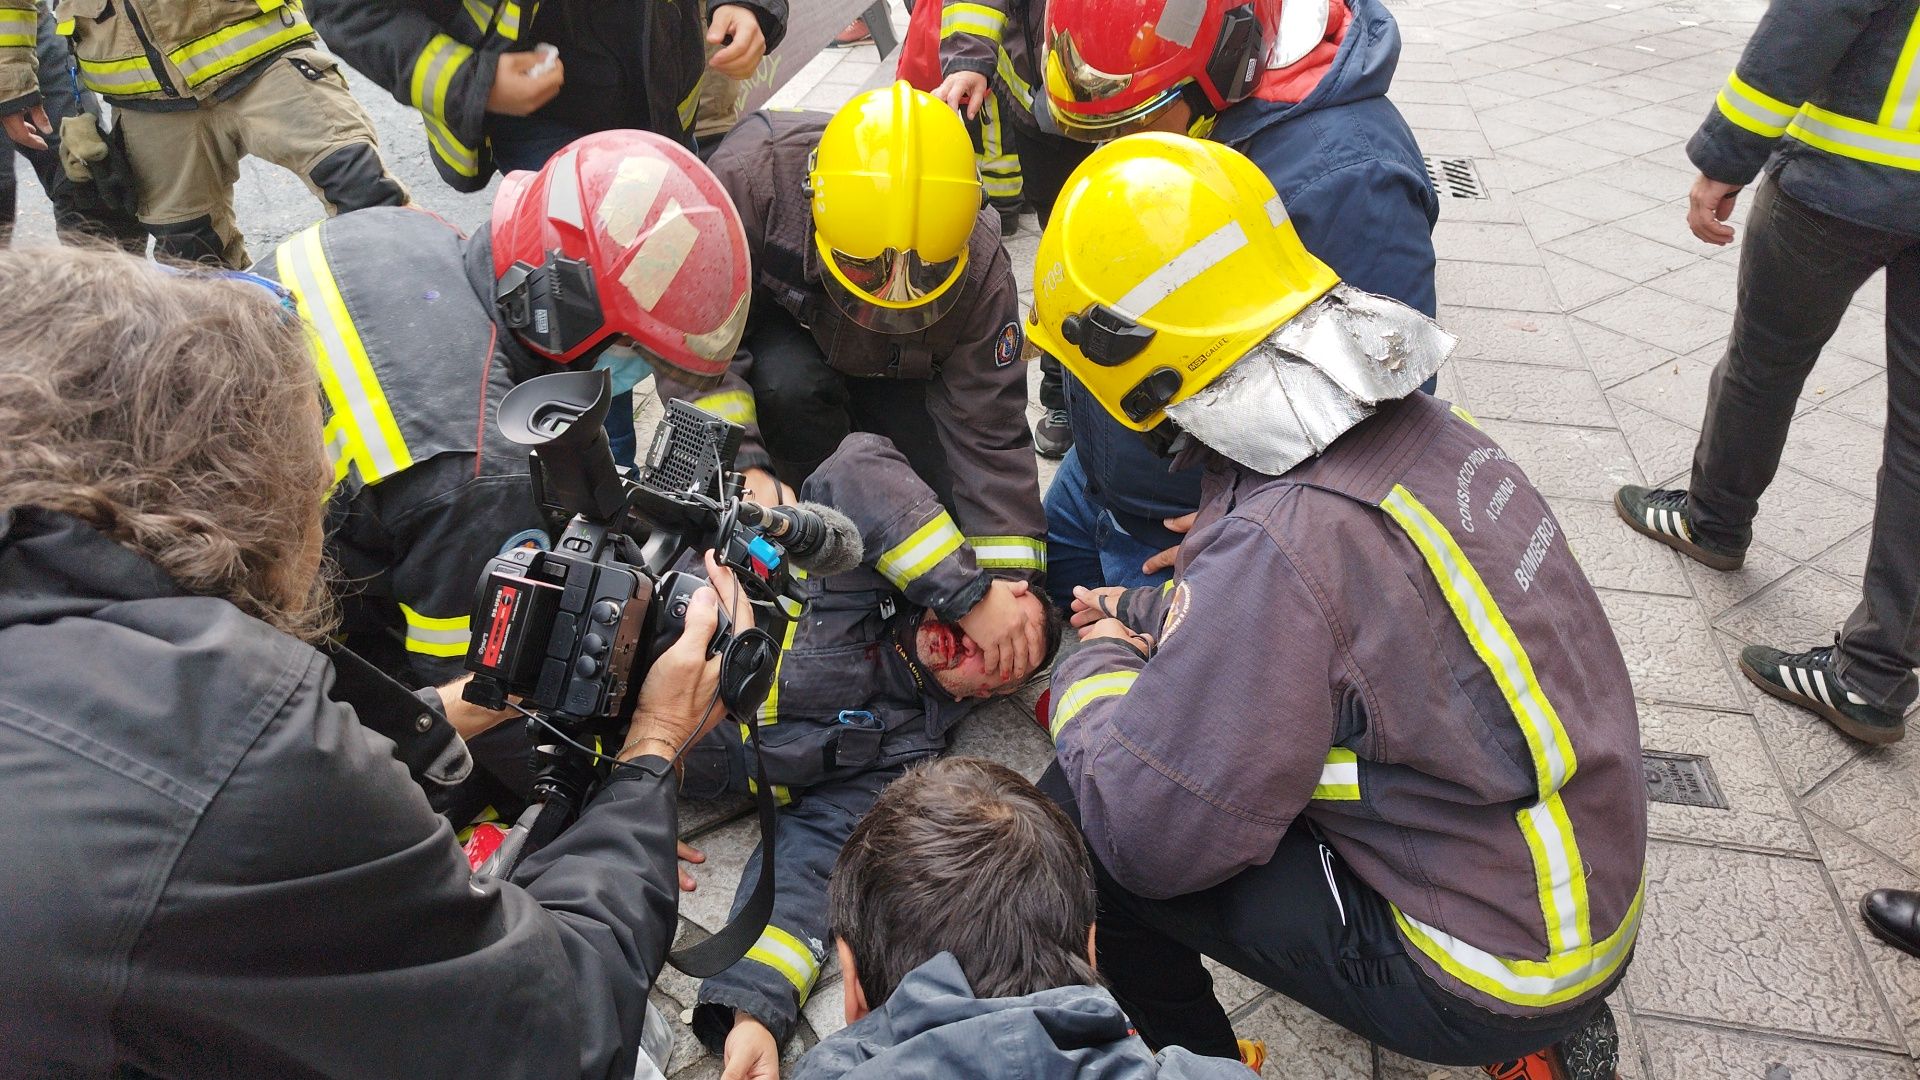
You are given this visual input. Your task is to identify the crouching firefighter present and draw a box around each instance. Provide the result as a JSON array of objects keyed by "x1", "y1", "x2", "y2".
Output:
[
  {"x1": 1029, "y1": 134, "x2": 1647, "y2": 1080},
  {"x1": 257, "y1": 129, "x2": 751, "y2": 809},
  {"x1": 678, "y1": 432, "x2": 1063, "y2": 1080},
  {"x1": 652, "y1": 83, "x2": 1049, "y2": 625}
]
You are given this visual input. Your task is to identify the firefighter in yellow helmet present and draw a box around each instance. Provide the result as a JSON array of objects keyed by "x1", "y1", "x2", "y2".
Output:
[{"x1": 1029, "y1": 133, "x2": 1647, "y2": 1080}]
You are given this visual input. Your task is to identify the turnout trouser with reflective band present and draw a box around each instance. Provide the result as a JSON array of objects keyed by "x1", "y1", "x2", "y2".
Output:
[
  {"x1": 977, "y1": 93, "x2": 1022, "y2": 204},
  {"x1": 1038, "y1": 766, "x2": 1601, "y2": 1066},
  {"x1": 688, "y1": 764, "x2": 906, "y2": 1049},
  {"x1": 1378, "y1": 484, "x2": 1641, "y2": 1010},
  {"x1": 121, "y1": 47, "x2": 405, "y2": 266},
  {"x1": 1689, "y1": 176, "x2": 1920, "y2": 710}
]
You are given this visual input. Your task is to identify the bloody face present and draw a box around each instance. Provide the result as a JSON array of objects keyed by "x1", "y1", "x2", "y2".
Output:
[{"x1": 913, "y1": 606, "x2": 1041, "y2": 700}]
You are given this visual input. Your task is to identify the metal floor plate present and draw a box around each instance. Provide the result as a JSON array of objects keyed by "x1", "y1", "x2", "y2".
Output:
[{"x1": 1643, "y1": 750, "x2": 1729, "y2": 809}]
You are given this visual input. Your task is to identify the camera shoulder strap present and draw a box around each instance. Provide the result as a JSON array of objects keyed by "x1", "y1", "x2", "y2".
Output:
[{"x1": 666, "y1": 710, "x2": 780, "y2": 977}]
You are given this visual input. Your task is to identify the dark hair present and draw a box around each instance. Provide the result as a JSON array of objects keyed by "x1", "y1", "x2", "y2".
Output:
[
  {"x1": 1032, "y1": 589, "x2": 1068, "y2": 682},
  {"x1": 828, "y1": 757, "x2": 1098, "y2": 1007}
]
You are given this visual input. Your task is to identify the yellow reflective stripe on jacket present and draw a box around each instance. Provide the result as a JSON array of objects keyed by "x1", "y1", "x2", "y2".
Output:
[
  {"x1": 677, "y1": 74, "x2": 701, "y2": 131},
  {"x1": 278, "y1": 226, "x2": 415, "y2": 484},
  {"x1": 1312, "y1": 747, "x2": 1360, "y2": 801},
  {"x1": 996, "y1": 48, "x2": 1033, "y2": 110},
  {"x1": 0, "y1": 7, "x2": 33, "y2": 48},
  {"x1": 409, "y1": 33, "x2": 472, "y2": 122},
  {"x1": 748, "y1": 569, "x2": 805, "y2": 729},
  {"x1": 967, "y1": 534, "x2": 1046, "y2": 573},
  {"x1": 322, "y1": 417, "x2": 351, "y2": 485},
  {"x1": 1380, "y1": 485, "x2": 1597, "y2": 977},
  {"x1": 77, "y1": 54, "x2": 165, "y2": 95},
  {"x1": 168, "y1": 7, "x2": 312, "y2": 88},
  {"x1": 1394, "y1": 876, "x2": 1644, "y2": 1009},
  {"x1": 462, "y1": 0, "x2": 495, "y2": 32},
  {"x1": 1881, "y1": 9, "x2": 1920, "y2": 130},
  {"x1": 422, "y1": 112, "x2": 481, "y2": 176},
  {"x1": 693, "y1": 389, "x2": 757, "y2": 426},
  {"x1": 1714, "y1": 70, "x2": 1798, "y2": 138},
  {"x1": 875, "y1": 512, "x2": 965, "y2": 590},
  {"x1": 497, "y1": 0, "x2": 526, "y2": 40},
  {"x1": 1449, "y1": 404, "x2": 1480, "y2": 429},
  {"x1": 1049, "y1": 670, "x2": 1137, "y2": 740},
  {"x1": 940, "y1": 2, "x2": 1007, "y2": 43},
  {"x1": 744, "y1": 924, "x2": 819, "y2": 1001},
  {"x1": 399, "y1": 603, "x2": 471, "y2": 657},
  {"x1": 1789, "y1": 104, "x2": 1920, "y2": 171}
]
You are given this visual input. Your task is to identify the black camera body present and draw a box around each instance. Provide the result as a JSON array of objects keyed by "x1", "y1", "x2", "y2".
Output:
[{"x1": 462, "y1": 371, "x2": 792, "y2": 746}]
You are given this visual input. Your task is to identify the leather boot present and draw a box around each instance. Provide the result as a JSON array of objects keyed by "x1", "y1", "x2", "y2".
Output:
[{"x1": 1861, "y1": 889, "x2": 1920, "y2": 958}]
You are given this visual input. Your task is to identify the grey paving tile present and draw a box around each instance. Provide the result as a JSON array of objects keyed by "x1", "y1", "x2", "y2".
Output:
[
  {"x1": 1571, "y1": 318, "x2": 1682, "y2": 388},
  {"x1": 1804, "y1": 816, "x2": 1920, "y2": 1055},
  {"x1": 1609, "y1": 199, "x2": 1701, "y2": 251},
  {"x1": 1680, "y1": 541, "x2": 1796, "y2": 621},
  {"x1": 1750, "y1": 689, "x2": 1868, "y2": 798},
  {"x1": 1827, "y1": 303, "x2": 1889, "y2": 365},
  {"x1": 1551, "y1": 496, "x2": 1692, "y2": 596},
  {"x1": 1625, "y1": 841, "x2": 1900, "y2": 1048},
  {"x1": 1749, "y1": 466, "x2": 1876, "y2": 562},
  {"x1": 1636, "y1": 1018, "x2": 1915, "y2": 1079},
  {"x1": 1590, "y1": 71, "x2": 1704, "y2": 106},
  {"x1": 1718, "y1": 566, "x2": 1867, "y2": 653},
  {"x1": 1542, "y1": 251, "x2": 1637, "y2": 309},
  {"x1": 1204, "y1": 957, "x2": 1269, "y2": 1015},
  {"x1": 1433, "y1": 221, "x2": 1543, "y2": 266},
  {"x1": 1464, "y1": 82, "x2": 1523, "y2": 113},
  {"x1": 1468, "y1": 68, "x2": 1573, "y2": 98},
  {"x1": 1569, "y1": 44, "x2": 1670, "y2": 74},
  {"x1": 1564, "y1": 118, "x2": 1679, "y2": 158},
  {"x1": 1400, "y1": 101, "x2": 1483, "y2": 131},
  {"x1": 677, "y1": 814, "x2": 761, "y2": 934},
  {"x1": 1596, "y1": 589, "x2": 1742, "y2": 709},
  {"x1": 1525, "y1": 176, "x2": 1662, "y2": 225},
  {"x1": 1453, "y1": 41, "x2": 1559, "y2": 74},
  {"x1": 1390, "y1": 80, "x2": 1470, "y2": 105},
  {"x1": 1504, "y1": 136, "x2": 1629, "y2": 180},
  {"x1": 1805, "y1": 358, "x2": 1885, "y2": 419},
  {"x1": 1807, "y1": 741, "x2": 1920, "y2": 879},
  {"x1": 1606, "y1": 396, "x2": 1698, "y2": 485},
  {"x1": 1519, "y1": 198, "x2": 1601, "y2": 243},
  {"x1": 680, "y1": 794, "x2": 753, "y2": 837},
  {"x1": 1615, "y1": 100, "x2": 1714, "y2": 137},
  {"x1": 1513, "y1": 57, "x2": 1614, "y2": 87},
  {"x1": 1441, "y1": 306, "x2": 1585, "y2": 367},
  {"x1": 1479, "y1": 155, "x2": 1562, "y2": 192},
  {"x1": 1453, "y1": 360, "x2": 1612, "y2": 425},
  {"x1": 1545, "y1": 224, "x2": 1700, "y2": 283},
  {"x1": 947, "y1": 701, "x2": 1055, "y2": 781},
  {"x1": 1638, "y1": 703, "x2": 1811, "y2": 855},
  {"x1": 1412, "y1": 127, "x2": 1498, "y2": 157},
  {"x1": 1233, "y1": 993, "x2": 1373, "y2": 1079},
  {"x1": 1577, "y1": 287, "x2": 1728, "y2": 355},
  {"x1": 1642, "y1": 257, "x2": 1739, "y2": 313},
  {"x1": 1815, "y1": 527, "x2": 1873, "y2": 586},
  {"x1": 1608, "y1": 356, "x2": 1715, "y2": 427},
  {"x1": 1782, "y1": 410, "x2": 1885, "y2": 500},
  {"x1": 800, "y1": 976, "x2": 848, "y2": 1042},
  {"x1": 1500, "y1": 29, "x2": 1592, "y2": 58},
  {"x1": 1480, "y1": 418, "x2": 1643, "y2": 500},
  {"x1": 1437, "y1": 260, "x2": 1563, "y2": 312},
  {"x1": 1537, "y1": 84, "x2": 1651, "y2": 118},
  {"x1": 1583, "y1": 155, "x2": 1699, "y2": 201}
]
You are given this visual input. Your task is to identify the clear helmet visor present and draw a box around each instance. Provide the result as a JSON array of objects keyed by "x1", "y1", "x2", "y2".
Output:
[{"x1": 820, "y1": 246, "x2": 967, "y2": 334}]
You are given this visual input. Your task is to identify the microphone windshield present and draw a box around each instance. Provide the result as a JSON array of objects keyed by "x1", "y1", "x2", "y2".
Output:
[{"x1": 785, "y1": 502, "x2": 864, "y2": 576}]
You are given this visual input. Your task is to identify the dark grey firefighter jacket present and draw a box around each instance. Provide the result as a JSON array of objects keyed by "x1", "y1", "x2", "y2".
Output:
[{"x1": 0, "y1": 507, "x2": 685, "y2": 1079}]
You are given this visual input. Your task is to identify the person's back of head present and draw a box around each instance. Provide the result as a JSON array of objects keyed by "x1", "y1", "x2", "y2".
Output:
[{"x1": 828, "y1": 757, "x2": 1098, "y2": 1014}]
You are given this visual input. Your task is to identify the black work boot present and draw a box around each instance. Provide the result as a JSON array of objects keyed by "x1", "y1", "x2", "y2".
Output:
[
  {"x1": 1860, "y1": 889, "x2": 1920, "y2": 958},
  {"x1": 1483, "y1": 1002, "x2": 1620, "y2": 1080},
  {"x1": 1613, "y1": 486, "x2": 1745, "y2": 571},
  {"x1": 1739, "y1": 643, "x2": 1906, "y2": 744}
]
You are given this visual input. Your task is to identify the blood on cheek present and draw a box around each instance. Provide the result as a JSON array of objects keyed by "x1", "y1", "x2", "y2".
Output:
[{"x1": 919, "y1": 621, "x2": 962, "y2": 670}]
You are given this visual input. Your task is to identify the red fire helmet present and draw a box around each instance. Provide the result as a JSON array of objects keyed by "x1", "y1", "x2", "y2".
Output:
[
  {"x1": 489, "y1": 130, "x2": 750, "y2": 385},
  {"x1": 1042, "y1": 0, "x2": 1282, "y2": 140}
]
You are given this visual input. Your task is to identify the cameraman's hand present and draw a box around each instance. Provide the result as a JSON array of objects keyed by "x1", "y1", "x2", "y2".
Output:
[
  {"x1": 487, "y1": 50, "x2": 565, "y2": 116},
  {"x1": 723, "y1": 1013, "x2": 781, "y2": 1080},
  {"x1": 1069, "y1": 585, "x2": 1127, "y2": 631},
  {"x1": 1141, "y1": 512, "x2": 1196, "y2": 575},
  {"x1": 958, "y1": 577, "x2": 1043, "y2": 682},
  {"x1": 1081, "y1": 616, "x2": 1154, "y2": 654},
  {"x1": 677, "y1": 840, "x2": 705, "y2": 892},
  {"x1": 743, "y1": 467, "x2": 794, "y2": 508},
  {"x1": 620, "y1": 552, "x2": 755, "y2": 762}
]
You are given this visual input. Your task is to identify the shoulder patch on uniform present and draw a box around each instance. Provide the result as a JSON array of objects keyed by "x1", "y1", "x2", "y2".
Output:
[
  {"x1": 994, "y1": 321, "x2": 1021, "y2": 367},
  {"x1": 1160, "y1": 581, "x2": 1192, "y2": 645},
  {"x1": 500, "y1": 528, "x2": 551, "y2": 554}
]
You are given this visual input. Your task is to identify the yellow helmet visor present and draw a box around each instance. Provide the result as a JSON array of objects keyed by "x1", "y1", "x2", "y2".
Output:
[{"x1": 819, "y1": 243, "x2": 968, "y2": 334}]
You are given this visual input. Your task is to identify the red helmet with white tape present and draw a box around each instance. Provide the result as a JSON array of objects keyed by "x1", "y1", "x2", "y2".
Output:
[{"x1": 490, "y1": 130, "x2": 749, "y2": 385}]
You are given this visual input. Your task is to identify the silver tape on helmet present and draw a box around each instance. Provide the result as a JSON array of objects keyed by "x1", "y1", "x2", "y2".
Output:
[{"x1": 1165, "y1": 284, "x2": 1455, "y2": 476}]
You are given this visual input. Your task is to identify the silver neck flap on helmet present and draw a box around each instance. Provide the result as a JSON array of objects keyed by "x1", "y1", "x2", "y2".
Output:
[{"x1": 1163, "y1": 284, "x2": 1456, "y2": 476}]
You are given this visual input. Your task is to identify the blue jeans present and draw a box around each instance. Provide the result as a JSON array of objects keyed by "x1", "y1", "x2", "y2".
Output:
[
  {"x1": 489, "y1": 114, "x2": 637, "y2": 467},
  {"x1": 1043, "y1": 448, "x2": 1171, "y2": 610}
]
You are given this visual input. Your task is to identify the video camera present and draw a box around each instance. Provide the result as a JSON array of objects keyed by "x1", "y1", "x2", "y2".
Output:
[{"x1": 462, "y1": 369, "x2": 861, "y2": 801}]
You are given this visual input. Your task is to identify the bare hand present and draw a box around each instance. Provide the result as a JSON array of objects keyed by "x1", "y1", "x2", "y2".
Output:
[
  {"x1": 722, "y1": 1014, "x2": 782, "y2": 1080},
  {"x1": 1069, "y1": 585, "x2": 1127, "y2": 630},
  {"x1": 934, "y1": 71, "x2": 991, "y2": 120},
  {"x1": 1140, "y1": 512, "x2": 1197, "y2": 575},
  {"x1": 1080, "y1": 616, "x2": 1154, "y2": 653},
  {"x1": 2, "y1": 105, "x2": 51, "y2": 151},
  {"x1": 708, "y1": 5, "x2": 767, "y2": 79},
  {"x1": 1687, "y1": 174, "x2": 1742, "y2": 246},
  {"x1": 487, "y1": 51, "x2": 565, "y2": 117},
  {"x1": 958, "y1": 577, "x2": 1043, "y2": 682},
  {"x1": 743, "y1": 467, "x2": 794, "y2": 508},
  {"x1": 677, "y1": 840, "x2": 705, "y2": 892},
  {"x1": 622, "y1": 551, "x2": 756, "y2": 756}
]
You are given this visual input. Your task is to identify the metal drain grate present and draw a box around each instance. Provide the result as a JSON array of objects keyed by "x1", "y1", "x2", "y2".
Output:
[
  {"x1": 1424, "y1": 155, "x2": 1489, "y2": 199},
  {"x1": 1643, "y1": 751, "x2": 1728, "y2": 809}
]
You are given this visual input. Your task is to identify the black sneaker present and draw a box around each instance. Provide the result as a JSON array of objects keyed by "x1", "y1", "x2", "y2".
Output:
[
  {"x1": 1613, "y1": 486, "x2": 1745, "y2": 571},
  {"x1": 994, "y1": 202, "x2": 1024, "y2": 237},
  {"x1": 1034, "y1": 408, "x2": 1072, "y2": 459},
  {"x1": 1740, "y1": 643, "x2": 1905, "y2": 744}
]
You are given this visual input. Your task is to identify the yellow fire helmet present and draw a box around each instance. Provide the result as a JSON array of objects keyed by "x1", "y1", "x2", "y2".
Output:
[
  {"x1": 1027, "y1": 132, "x2": 1340, "y2": 430},
  {"x1": 809, "y1": 81, "x2": 982, "y2": 335}
]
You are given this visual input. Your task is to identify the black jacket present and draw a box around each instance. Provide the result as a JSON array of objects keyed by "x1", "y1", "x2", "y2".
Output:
[{"x1": 0, "y1": 507, "x2": 684, "y2": 1079}]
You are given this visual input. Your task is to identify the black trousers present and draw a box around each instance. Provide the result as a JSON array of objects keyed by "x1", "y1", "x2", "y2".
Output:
[
  {"x1": 1688, "y1": 172, "x2": 1920, "y2": 710},
  {"x1": 744, "y1": 303, "x2": 955, "y2": 505},
  {"x1": 1039, "y1": 766, "x2": 1602, "y2": 1067}
]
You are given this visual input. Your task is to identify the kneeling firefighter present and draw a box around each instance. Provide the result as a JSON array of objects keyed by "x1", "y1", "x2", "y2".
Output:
[
  {"x1": 1031, "y1": 134, "x2": 1646, "y2": 1080},
  {"x1": 257, "y1": 129, "x2": 751, "y2": 805}
]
